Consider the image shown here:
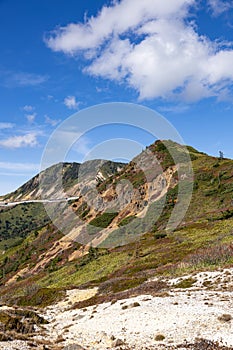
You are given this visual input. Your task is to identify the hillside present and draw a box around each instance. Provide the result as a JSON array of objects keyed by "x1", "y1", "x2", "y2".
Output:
[
  {"x1": 0, "y1": 140, "x2": 233, "y2": 292},
  {"x1": 0, "y1": 140, "x2": 233, "y2": 349}
]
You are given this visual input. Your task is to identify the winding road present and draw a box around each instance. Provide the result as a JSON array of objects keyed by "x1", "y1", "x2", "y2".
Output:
[{"x1": 0, "y1": 196, "x2": 80, "y2": 207}]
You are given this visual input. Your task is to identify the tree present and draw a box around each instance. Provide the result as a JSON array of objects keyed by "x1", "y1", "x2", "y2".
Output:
[
  {"x1": 219, "y1": 151, "x2": 224, "y2": 160},
  {"x1": 88, "y1": 245, "x2": 98, "y2": 260}
]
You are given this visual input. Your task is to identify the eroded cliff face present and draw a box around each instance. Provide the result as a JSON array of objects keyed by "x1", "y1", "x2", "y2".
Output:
[{"x1": 2, "y1": 160, "x2": 125, "y2": 202}]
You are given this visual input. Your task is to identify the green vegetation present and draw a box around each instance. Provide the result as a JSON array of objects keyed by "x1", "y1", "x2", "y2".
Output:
[
  {"x1": 118, "y1": 167, "x2": 146, "y2": 189},
  {"x1": 75, "y1": 201, "x2": 90, "y2": 219},
  {"x1": 173, "y1": 277, "x2": 197, "y2": 289},
  {"x1": 154, "y1": 232, "x2": 167, "y2": 240},
  {"x1": 118, "y1": 215, "x2": 135, "y2": 226},
  {"x1": 99, "y1": 276, "x2": 147, "y2": 294},
  {"x1": 39, "y1": 251, "x2": 130, "y2": 289},
  {"x1": 149, "y1": 140, "x2": 194, "y2": 169},
  {"x1": 14, "y1": 287, "x2": 65, "y2": 308},
  {"x1": 0, "y1": 203, "x2": 49, "y2": 243},
  {"x1": 88, "y1": 212, "x2": 118, "y2": 228}
]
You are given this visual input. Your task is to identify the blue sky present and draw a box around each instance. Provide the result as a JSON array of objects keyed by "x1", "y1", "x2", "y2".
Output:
[{"x1": 1, "y1": 0, "x2": 233, "y2": 195}]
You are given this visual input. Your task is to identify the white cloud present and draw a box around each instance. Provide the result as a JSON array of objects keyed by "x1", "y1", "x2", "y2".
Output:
[
  {"x1": 208, "y1": 0, "x2": 232, "y2": 16},
  {"x1": 45, "y1": 0, "x2": 233, "y2": 102},
  {"x1": 64, "y1": 95, "x2": 79, "y2": 109},
  {"x1": 46, "y1": 0, "x2": 194, "y2": 53},
  {"x1": 0, "y1": 133, "x2": 38, "y2": 149},
  {"x1": 26, "y1": 113, "x2": 36, "y2": 123},
  {"x1": 0, "y1": 122, "x2": 14, "y2": 129},
  {"x1": 23, "y1": 105, "x2": 34, "y2": 112},
  {"x1": 45, "y1": 114, "x2": 61, "y2": 126}
]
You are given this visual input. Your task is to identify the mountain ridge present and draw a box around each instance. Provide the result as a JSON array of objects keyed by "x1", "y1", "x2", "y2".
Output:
[{"x1": 2, "y1": 159, "x2": 126, "y2": 202}]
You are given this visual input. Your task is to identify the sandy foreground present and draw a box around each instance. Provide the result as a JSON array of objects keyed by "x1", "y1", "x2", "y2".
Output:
[{"x1": 0, "y1": 269, "x2": 233, "y2": 349}]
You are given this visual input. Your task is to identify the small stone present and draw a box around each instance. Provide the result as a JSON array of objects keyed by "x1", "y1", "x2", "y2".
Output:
[
  {"x1": 218, "y1": 314, "x2": 232, "y2": 322},
  {"x1": 111, "y1": 338, "x2": 125, "y2": 347},
  {"x1": 155, "y1": 334, "x2": 165, "y2": 341},
  {"x1": 122, "y1": 305, "x2": 128, "y2": 310},
  {"x1": 130, "y1": 302, "x2": 140, "y2": 308}
]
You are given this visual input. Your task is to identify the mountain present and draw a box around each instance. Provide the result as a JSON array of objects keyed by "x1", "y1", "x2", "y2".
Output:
[
  {"x1": 0, "y1": 139, "x2": 233, "y2": 312},
  {"x1": 2, "y1": 160, "x2": 125, "y2": 202}
]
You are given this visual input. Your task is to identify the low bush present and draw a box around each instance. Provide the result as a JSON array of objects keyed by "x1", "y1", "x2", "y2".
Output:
[
  {"x1": 88, "y1": 212, "x2": 118, "y2": 228},
  {"x1": 154, "y1": 232, "x2": 167, "y2": 240},
  {"x1": 155, "y1": 334, "x2": 165, "y2": 341},
  {"x1": 14, "y1": 287, "x2": 65, "y2": 307},
  {"x1": 118, "y1": 215, "x2": 135, "y2": 227},
  {"x1": 173, "y1": 277, "x2": 196, "y2": 289},
  {"x1": 188, "y1": 243, "x2": 233, "y2": 267}
]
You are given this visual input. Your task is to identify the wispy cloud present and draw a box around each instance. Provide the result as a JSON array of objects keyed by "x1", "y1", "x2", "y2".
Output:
[
  {"x1": 64, "y1": 95, "x2": 80, "y2": 109},
  {"x1": 0, "y1": 132, "x2": 38, "y2": 149},
  {"x1": 159, "y1": 104, "x2": 190, "y2": 113},
  {"x1": 45, "y1": 114, "x2": 61, "y2": 127},
  {"x1": 0, "y1": 122, "x2": 14, "y2": 129},
  {"x1": 3, "y1": 71, "x2": 48, "y2": 87},
  {"x1": 45, "y1": 0, "x2": 233, "y2": 103},
  {"x1": 208, "y1": 0, "x2": 232, "y2": 16},
  {"x1": 22, "y1": 105, "x2": 35, "y2": 112},
  {"x1": 26, "y1": 113, "x2": 36, "y2": 123}
]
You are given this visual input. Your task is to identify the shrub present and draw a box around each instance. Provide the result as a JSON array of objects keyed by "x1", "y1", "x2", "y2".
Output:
[
  {"x1": 24, "y1": 283, "x2": 39, "y2": 296},
  {"x1": 174, "y1": 277, "x2": 196, "y2": 289},
  {"x1": 155, "y1": 334, "x2": 165, "y2": 341},
  {"x1": 154, "y1": 232, "x2": 167, "y2": 240},
  {"x1": 98, "y1": 277, "x2": 147, "y2": 294},
  {"x1": 190, "y1": 153, "x2": 198, "y2": 161},
  {"x1": 88, "y1": 212, "x2": 118, "y2": 228},
  {"x1": 188, "y1": 243, "x2": 233, "y2": 267},
  {"x1": 118, "y1": 215, "x2": 135, "y2": 227},
  {"x1": 155, "y1": 141, "x2": 167, "y2": 152},
  {"x1": 15, "y1": 287, "x2": 65, "y2": 307}
]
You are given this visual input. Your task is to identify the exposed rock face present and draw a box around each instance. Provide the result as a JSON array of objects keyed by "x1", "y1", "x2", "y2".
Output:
[{"x1": 3, "y1": 160, "x2": 125, "y2": 202}]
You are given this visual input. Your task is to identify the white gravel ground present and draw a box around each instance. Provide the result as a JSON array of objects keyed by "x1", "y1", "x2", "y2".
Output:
[
  {"x1": 0, "y1": 340, "x2": 32, "y2": 350},
  {"x1": 42, "y1": 269, "x2": 233, "y2": 349}
]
